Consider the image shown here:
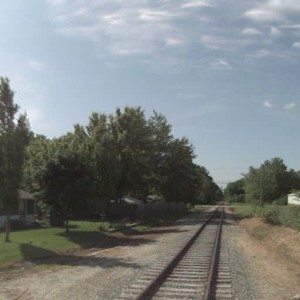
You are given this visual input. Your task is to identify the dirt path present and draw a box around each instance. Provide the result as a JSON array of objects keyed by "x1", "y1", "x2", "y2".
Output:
[{"x1": 234, "y1": 217, "x2": 300, "y2": 300}]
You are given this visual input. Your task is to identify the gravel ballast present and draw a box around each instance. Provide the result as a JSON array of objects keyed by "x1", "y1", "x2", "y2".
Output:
[{"x1": 1, "y1": 207, "x2": 298, "y2": 300}]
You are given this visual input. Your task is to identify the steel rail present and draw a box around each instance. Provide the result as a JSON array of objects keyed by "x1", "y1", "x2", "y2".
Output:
[
  {"x1": 203, "y1": 207, "x2": 224, "y2": 300},
  {"x1": 133, "y1": 207, "x2": 219, "y2": 300}
]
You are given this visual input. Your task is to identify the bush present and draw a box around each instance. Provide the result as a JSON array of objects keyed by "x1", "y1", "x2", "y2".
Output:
[
  {"x1": 256, "y1": 205, "x2": 300, "y2": 231},
  {"x1": 254, "y1": 206, "x2": 279, "y2": 225},
  {"x1": 272, "y1": 196, "x2": 287, "y2": 205},
  {"x1": 10, "y1": 220, "x2": 27, "y2": 230}
]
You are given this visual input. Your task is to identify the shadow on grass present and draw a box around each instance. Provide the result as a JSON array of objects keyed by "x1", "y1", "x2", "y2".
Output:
[
  {"x1": 118, "y1": 227, "x2": 189, "y2": 236},
  {"x1": 19, "y1": 243, "x2": 142, "y2": 269},
  {"x1": 18, "y1": 230, "x2": 153, "y2": 268}
]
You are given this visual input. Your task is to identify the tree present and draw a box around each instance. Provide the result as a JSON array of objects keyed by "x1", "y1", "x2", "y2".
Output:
[
  {"x1": 23, "y1": 135, "x2": 53, "y2": 193},
  {"x1": 224, "y1": 178, "x2": 245, "y2": 202},
  {"x1": 86, "y1": 113, "x2": 121, "y2": 211},
  {"x1": 196, "y1": 166, "x2": 223, "y2": 204},
  {"x1": 244, "y1": 165, "x2": 276, "y2": 205},
  {"x1": 148, "y1": 111, "x2": 173, "y2": 195},
  {"x1": 243, "y1": 157, "x2": 299, "y2": 205},
  {"x1": 41, "y1": 155, "x2": 93, "y2": 231},
  {"x1": 158, "y1": 138, "x2": 197, "y2": 203},
  {"x1": 22, "y1": 105, "x2": 223, "y2": 221},
  {"x1": 110, "y1": 107, "x2": 153, "y2": 198},
  {"x1": 0, "y1": 77, "x2": 31, "y2": 241}
]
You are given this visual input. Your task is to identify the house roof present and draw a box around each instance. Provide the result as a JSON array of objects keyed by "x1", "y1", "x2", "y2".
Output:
[{"x1": 18, "y1": 189, "x2": 35, "y2": 200}]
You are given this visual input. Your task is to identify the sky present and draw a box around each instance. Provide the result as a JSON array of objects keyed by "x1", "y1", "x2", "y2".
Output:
[{"x1": 1, "y1": 0, "x2": 300, "y2": 188}]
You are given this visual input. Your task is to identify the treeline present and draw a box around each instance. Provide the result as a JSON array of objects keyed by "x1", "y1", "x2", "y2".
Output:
[
  {"x1": 0, "y1": 77, "x2": 222, "y2": 231},
  {"x1": 224, "y1": 157, "x2": 300, "y2": 205}
]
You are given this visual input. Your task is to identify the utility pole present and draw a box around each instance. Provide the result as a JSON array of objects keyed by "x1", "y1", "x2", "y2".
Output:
[{"x1": 259, "y1": 167, "x2": 264, "y2": 206}]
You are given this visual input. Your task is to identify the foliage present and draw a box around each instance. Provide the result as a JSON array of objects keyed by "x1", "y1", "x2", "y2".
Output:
[
  {"x1": 0, "y1": 77, "x2": 32, "y2": 241},
  {"x1": 259, "y1": 205, "x2": 300, "y2": 231},
  {"x1": 40, "y1": 155, "x2": 94, "y2": 230},
  {"x1": 272, "y1": 195, "x2": 287, "y2": 205},
  {"x1": 229, "y1": 203, "x2": 256, "y2": 218},
  {"x1": 229, "y1": 203, "x2": 300, "y2": 231},
  {"x1": 224, "y1": 178, "x2": 245, "y2": 202},
  {"x1": 196, "y1": 166, "x2": 223, "y2": 204},
  {"x1": 22, "y1": 105, "x2": 221, "y2": 223},
  {"x1": 228, "y1": 157, "x2": 300, "y2": 206}
]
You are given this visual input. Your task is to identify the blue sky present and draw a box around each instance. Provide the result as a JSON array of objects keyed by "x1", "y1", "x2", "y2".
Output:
[{"x1": 1, "y1": 0, "x2": 300, "y2": 187}]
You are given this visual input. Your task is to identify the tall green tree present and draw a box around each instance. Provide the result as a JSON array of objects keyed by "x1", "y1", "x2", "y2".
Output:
[
  {"x1": 110, "y1": 107, "x2": 153, "y2": 198},
  {"x1": 148, "y1": 111, "x2": 173, "y2": 195},
  {"x1": 86, "y1": 113, "x2": 121, "y2": 210},
  {"x1": 159, "y1": 138, "x2": 196, "y2": 203},
  {"x1": 41, "y1": 154, "x2": 93, "y2": 231},
  {"x1": 0, "y1": 77, "x2": 31, "y2": 241},
  {"x1": 23, "y1": 135, "x2": 53, "y2": 193},
  {"x1": 243, "y1": 157, "x2": 298, "y2": 205},
  {"x1": 196, "y1": 166, "x2": 222, "y2": 204}
]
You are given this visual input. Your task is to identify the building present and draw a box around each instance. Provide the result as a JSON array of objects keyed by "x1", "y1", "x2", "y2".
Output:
[
  {"x1": 0, "y1": 189, "x2": 37, "y2": 228},
  {"x1": 287, "y1": 192, "x2": 300, "y2": 205}
]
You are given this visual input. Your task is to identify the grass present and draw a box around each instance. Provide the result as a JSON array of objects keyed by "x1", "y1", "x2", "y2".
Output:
[
  {"x1": 229, "y1": 202, "x2": 300, "y2": 231},
  {"x1": 193, "y1": 205, "x2": 216, "y2": 212},
  {"x1": 227, "y1": 202, "x2": 256, "y2": 218},
  {"x1": 0, "y1": 221, "x2": 107, "y2": 266},
  {"x1": 0, "y1": 216, "x2": 173, "y2": 267}
]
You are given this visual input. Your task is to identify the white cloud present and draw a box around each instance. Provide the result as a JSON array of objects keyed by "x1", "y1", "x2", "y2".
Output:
[
  {"x1": 165, "y1": 38, "x2": 185, "y2": 47},
  {"x1": 282, "y1": 102, "x2": 296, "y2": 110},
  {"x1": 292, "y1": 42, "x2": 300, "y2": 49},
  {"x1": 181, "y1": 0, "x2": 215, "y2": 9},
  {"x1": 242, "y1": 28, "x2": 263, "y2": 35},
  {"x1": 211, "y1": 58, "x2": 232, "y2": 70},
  {"x1": 47, "y1": 1, "x2": 189, "y2": 59},
  {"x1": 139, "y1": 9, "x2": 176, "y2": 22},
  {"x1": 27, "y1": 60, "x2": 44, "y2": 72},
  {"x1": 270, "y1": 26, "x2": 281, "y2": 37},
  {"x1": 244, "y1": 1, "x2": 300, "y2": 23},
  {"x1": 102, "y1": 13, "x2": 124, "y2": 26},
  {"x1": 249, "y1": 49, "x2": 273, "y2": 59},
  {"x1": 280, "y1": 24, "x2": 300, "y2": 29},
  {"x1": 200, "y1": 35, "x2": 234, "y2": 50},
  {"x1": 263, "y1": 100, "x2": 273, "y2": 108},
  {"x1": 45, "y1": 0, "x2": 300, "y2": 67},
  {"x1": 244, "y1": 9, "x2": 281, "y2": 22}
]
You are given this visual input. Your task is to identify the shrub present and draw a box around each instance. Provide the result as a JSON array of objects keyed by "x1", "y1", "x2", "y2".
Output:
[
  {"x1": 10, "y1": 220, "x2": 27, "y2": 230},
  {"x1": 254, "y1": 206, "x2": 279, "y2": 225},
  {"x1": 272, "y1": 196, "x2": 287, "y2": 205},
  {"x1": 255, "y1": 205, "x2": 300, "y2": 231}
]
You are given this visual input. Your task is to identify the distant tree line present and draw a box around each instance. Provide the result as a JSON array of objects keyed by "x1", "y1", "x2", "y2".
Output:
[
  {"x1": 0, "y1": 77, "x2": 222, "y2": 236},
  {"x1": 224, "y1": 157, "x2": 300, "y2": 205}
]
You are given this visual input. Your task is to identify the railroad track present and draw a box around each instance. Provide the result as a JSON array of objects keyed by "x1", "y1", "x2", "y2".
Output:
[{"x1": 117, "y1": 207, "x2": 232, "y2": 300}]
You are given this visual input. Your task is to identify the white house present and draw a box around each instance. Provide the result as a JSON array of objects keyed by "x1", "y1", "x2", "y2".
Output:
[
  {"x1": 287, "y1": 192, "x2": 300, "y2": 205},
  {"x1": 0, "y1": 189, "x2": 37, "y2": 228}
]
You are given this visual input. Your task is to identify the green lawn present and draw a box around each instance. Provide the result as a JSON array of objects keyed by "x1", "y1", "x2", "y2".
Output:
[
  {"x1": 0, "y1": 221, "x2": 104, "y2": 266},
  {"x1": 229, "y1": 202, "x2": 256, "y2": 218}
]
